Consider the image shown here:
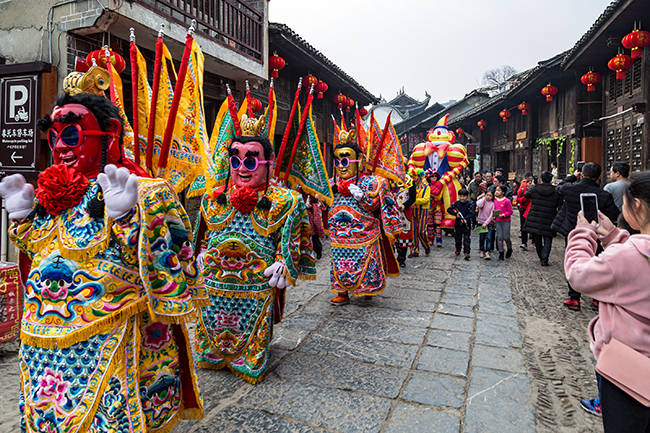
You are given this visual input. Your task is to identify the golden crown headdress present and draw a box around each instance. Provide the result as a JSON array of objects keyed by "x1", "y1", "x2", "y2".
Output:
[
  {"x1": 62, "y1": 64, "x2": 110, "y2": 96},
  {"x1": 338, "y1": 129, "x2": 357, "y2": 145},
  {"x1": 240, "y1": 114, "x2": 267, "y2": 137}
]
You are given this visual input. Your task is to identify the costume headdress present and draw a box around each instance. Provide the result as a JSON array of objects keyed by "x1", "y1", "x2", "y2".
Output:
[{"x1": 426, "y1": 114, "x2": 456, "y2": 144}]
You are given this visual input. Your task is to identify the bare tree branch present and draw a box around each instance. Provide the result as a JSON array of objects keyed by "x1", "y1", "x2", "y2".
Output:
[{"x1": 482, "y1": 65, "x2": 517, "y2": 89}]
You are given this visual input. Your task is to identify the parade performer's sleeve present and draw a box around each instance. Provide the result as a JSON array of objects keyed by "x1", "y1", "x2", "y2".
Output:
[
  {"x1": 279, "y1": 191, "x2": 316, "y2": 285},
  {"x1": 377, "y1": 177, "x2": 403, "y2": 241},
  {"x1": 447, "y1": 202, "x2": 457, "y2": 215},
  {"x1": 440, "y1": 144, "x2": 468, "y2": 186},
  {"x1": 136, "y1": 178, "x2": 209, "y2": 323},
  {"x1": 414, "y1": 185, "x2": 431, "y2": 206}
]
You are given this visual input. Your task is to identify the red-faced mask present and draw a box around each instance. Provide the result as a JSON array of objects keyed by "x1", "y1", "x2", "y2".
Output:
[
  {"x1": 229, "y1": 141, "x2": 273, "y2": 189},
  {"x1": 48, "y1": 104, "x2": 120, "y2": 178}
]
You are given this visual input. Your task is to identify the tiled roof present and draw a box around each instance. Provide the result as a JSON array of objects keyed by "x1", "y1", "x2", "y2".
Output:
[
  {"x1": 269, "y1": 23, "x2": 378, "y2": 103},
  {"x1": 561, "y1": 0, "x2": 626, "y2": 68}
]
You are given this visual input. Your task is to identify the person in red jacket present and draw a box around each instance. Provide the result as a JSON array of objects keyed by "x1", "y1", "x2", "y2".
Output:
[{"x1": 517, "y1": 172, "x2": 534, "y2": 250}]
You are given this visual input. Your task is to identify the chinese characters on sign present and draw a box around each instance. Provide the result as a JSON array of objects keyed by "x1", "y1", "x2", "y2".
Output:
[{"x1": 0, "y1": 75, "x2": 39, "y2": 176}]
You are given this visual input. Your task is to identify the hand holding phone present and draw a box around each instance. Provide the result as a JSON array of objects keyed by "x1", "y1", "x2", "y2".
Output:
[{"x1": 580, "y1": 193, "x2": 600, "y2": 227}]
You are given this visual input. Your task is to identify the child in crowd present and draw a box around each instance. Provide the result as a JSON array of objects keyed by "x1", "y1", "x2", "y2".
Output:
[
  {"x1": 476, "y1": 190, "x2": 495, "y2": 260},
  {"x1": 565, "y1": 172, "x2": 650, "y2": 431},
  {"x1": 448, "y1": 189, "x2": 475, "y2": 260},
  {"x1": 494, "y1": 184, "x2": 513, "y2": 260}
]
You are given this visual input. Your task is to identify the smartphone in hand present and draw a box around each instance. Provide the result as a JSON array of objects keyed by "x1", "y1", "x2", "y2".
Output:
[{"x1": 580, "y1": 193, "x2": 600, "y2": 227}]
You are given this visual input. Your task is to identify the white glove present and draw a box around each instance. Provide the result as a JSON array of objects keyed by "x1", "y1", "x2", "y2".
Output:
[
  {"x1": 348, "y1": 183, "x2": 364, "y2": 201},
  {"x1": 196, "y1": 250, "x2": 206, "y2": 274},
  {"x1": 0, "y1": 174, "x2": 35, "y2": 220},
  {"x1": 263, "y1": 261, "x2": 288, "y2": 289},
  {"x1": 97, "y1": 164, "x2": 139, "y2": 219}
]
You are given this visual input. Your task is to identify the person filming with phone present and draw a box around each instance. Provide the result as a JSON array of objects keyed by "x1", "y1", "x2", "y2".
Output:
[
  {"x1": 552, "y1": 162, "x2": 619, "y2": 311},
  {"x1": 564, "y1": 171, "x2": 650, "y2": 432}
]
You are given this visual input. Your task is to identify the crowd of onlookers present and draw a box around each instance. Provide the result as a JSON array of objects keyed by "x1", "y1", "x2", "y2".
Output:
[{"x1": 458, "y1": 162, "x2": 650, "y2": 432}]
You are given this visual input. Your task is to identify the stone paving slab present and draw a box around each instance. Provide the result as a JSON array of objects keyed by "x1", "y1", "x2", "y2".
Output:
[
  {"x1": 430, "y1": 314, "x2": 474, "y2": 333},
  {"x1": 237, "y1": 378, "x2": 392, "y2": 433},
  {"x1": 426, "y1": 329, "x2": 473, "y2": 351},
  {"x1": 384, "y1": 403, "x2": 461, "y2": 433},
  {"x1": 416, "y1": 346, "x2": 470, "y2": 377},
  {"x1": 402, "y1": 371, "x2": 466, "y2": 408},
  {"x1": 274, "y1": 352, "x2": 409, "y2": 399},
  {"x1": 475, "y1": 313, "x2": 523, "y2": 348}
]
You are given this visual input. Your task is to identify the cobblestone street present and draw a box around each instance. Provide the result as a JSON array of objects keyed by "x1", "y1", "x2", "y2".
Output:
[{"x1": 0, "y1": 220, "x2": 605, "y2": 432}]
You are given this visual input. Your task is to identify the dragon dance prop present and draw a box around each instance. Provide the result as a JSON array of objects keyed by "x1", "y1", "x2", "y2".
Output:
[{"x1": 407, "y1": 114, "x2": 469, "y2": 228}]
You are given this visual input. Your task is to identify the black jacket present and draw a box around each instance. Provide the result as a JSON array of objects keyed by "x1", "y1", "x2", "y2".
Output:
[
  {"x1": 448, "y1": 200, "x2": 475, "y2": 227},
  {"x1": 550, "y1": 178, "x2": 620, "y2": 237},
  {"x1": 524, "y1": 183, "x2": 560, "y2": 236}
]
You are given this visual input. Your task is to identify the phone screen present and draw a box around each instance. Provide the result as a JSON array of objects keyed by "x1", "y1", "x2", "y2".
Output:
[{"x1": 581, "y1": 195, "x2": 599, "y2": 224}]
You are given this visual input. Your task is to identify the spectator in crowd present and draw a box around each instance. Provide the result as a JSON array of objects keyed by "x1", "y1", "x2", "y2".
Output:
[
  {"x1": 490, "y1": 175, "x2": 513, "y2": 201},
  {"x1": 495, "y1": 168, "x2": 504, "y2": 178},
  {"x1": 517, "y1": 172, "x2": 535, "y2": 250},
  {"x1": 551, "y1": 161, "x2": 559, "y2": 183},
  {"x1": 604, "y1": 162, "x2": 630, "y2": 211},
  {"x1": 565, "y1": 171, "x2": 650, "y2": 431},
  {"x1": 494, "y1": 184, "x2": 513, "y2": 260},
  {"x1": 552, "y1": 162, "x2": 620, "y2": 311},
  {"x1": 468, "y1": 171, "x2": 482, "y2": 202},
  {"x1": 448, "y1": 189, "x2": 475, "y2": 260},
  {"x1": 476, "y1": 190, "x2": 495, "y2": 260},
  {"x1": 524, "y1": 171, "x2": 560, "y2": 266}
]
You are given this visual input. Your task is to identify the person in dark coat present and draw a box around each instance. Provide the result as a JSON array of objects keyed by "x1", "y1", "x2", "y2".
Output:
[
  {"x1": 551, "y1": 162, "x2": 620, "y2": 311},
  {"x1": 524, "y1": 171, "x2": 560, "y2": 266}
]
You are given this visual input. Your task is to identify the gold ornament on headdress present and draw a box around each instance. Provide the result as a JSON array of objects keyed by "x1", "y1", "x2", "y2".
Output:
[
  {"x1": 240, "y1": 114, "x2": 267, "y2": 137},
  {"x1": 62, "y1": 62, "x2": 110, "y2": 96},
  {"x1": 338, "y1": 129, "x2": 357, "y2": 145}
]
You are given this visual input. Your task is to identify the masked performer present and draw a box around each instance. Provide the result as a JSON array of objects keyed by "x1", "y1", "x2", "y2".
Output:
[
  {"x1": 329, "y1": 130, "x2": 402, "y2": 305},
  {"x1": 395, "y1": 176, "x2": 417, "y2": 267},
  {"x1": 0, "y1": 93, "x2": 206, "y2": 433},
  {"x1": 194, "y1": 114, "x2": 315, "y2": 384},
  {"x1": 409, "y1": 169, "x2": 431, "y2": 257}
]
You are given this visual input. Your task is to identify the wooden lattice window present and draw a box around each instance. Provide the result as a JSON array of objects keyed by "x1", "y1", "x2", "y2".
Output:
[
  {"x1": 631, "y1": 123, "x2": 644, "y2": 172},
  {"x1": 609, "y1": 72, "x2": 623, "y2": 101}
]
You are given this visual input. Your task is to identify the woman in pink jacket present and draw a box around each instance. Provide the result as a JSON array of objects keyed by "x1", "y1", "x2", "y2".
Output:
[{"x1": 564, "y1": 172, "x2": 650, "y2": 432}]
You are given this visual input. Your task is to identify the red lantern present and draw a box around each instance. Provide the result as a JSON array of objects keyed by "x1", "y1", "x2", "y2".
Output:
[
  {"x1": 541, "y1": 83, "x2": 558, "y2": 102},
  {"x1": 518, "y1": 102, "x2": 530, "y2": 115},
  {"x1": 359, "y1": 107, "x2": 368, "y2": 117},
  {"x1": 346, "y1": 97, "x2": 355, "y2": 112},
  {"x1": 86, "y1": 48, "x2": 126, "y2": 73},
  {"x1": 455, "y1": 128, "x2": 464, "y2": 138},
  {"x1": 499, "y1": 109, "x2": 511, "y2": 123},
  {"x1": 477, "y1": 120, "x2": 486, "y2": 131},
  {"x1": 302, "y1": 74, "x2": 318, "y2": 91},
  {"x1": 580, "y1": 71, "x2": 601, "y2": 92},
  {"x1": 608, "y1": 53, "x2": 633, "y2": 80},
  {"x1": 315, "y1": 80, "x2": 328, "y2": 99},
  {"x1": 269, "y1": 53, "x2": 285, "y2": 78},
  {"x1": 622, "y1": 29, "x2": 650, "y2": 59},
  {"x1": 334, "y1": 93, "x2": 347, "y2": 110},
  {"x1": 250, "y1": 98, "x2": 263, "y2": 114}
]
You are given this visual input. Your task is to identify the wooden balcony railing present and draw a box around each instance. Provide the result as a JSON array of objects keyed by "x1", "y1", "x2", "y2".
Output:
[{"x1": 136, "y1": 0, "x2": 264, "y2": 62}]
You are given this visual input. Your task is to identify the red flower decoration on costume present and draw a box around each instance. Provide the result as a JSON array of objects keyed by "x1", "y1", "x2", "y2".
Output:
[
  {"x1": 337, "y1": 179, "x2": 354, "y2": 197},
  {"x1": 231, "y1": 186, "x2": 260, "y2": 213},
  {"x1": 36, "y1": 164, "x2": 90, "y2": 215},
  {"x1": 142, "y1": 322, "x2": 172, "y2": 351}
]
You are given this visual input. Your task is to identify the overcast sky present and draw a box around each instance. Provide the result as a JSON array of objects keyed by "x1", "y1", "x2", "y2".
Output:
[{"x1": 269, "y1": 0, "x2": 613, "y2": 104}]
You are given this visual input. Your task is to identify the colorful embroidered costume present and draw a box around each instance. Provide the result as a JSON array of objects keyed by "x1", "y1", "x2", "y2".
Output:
[
  {"x1": 194, "y1": 184, "x2": 314, "y2": 383},
  {"x1": 329, "y1": 175, "x2": 402, "y2": 296},
  {"x1": 11, "y1": 177, "x2": 207, "y2": 433}
]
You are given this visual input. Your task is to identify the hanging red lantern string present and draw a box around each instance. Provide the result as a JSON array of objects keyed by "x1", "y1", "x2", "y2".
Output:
[
  {"x1": 622, "y1": 28, "x2": 650, "y2": 59},
  {"x1": 315, "y1": 80, "x2": 328, "y2": 99},
  {"x1": 518, "y1": 102, "x2": 530, "y2": 115},
  {"x1": 608, "y1": 53, "x2": 633, "y2": 80},
  {"x1": 87, "y1": 47, "x2": 126, "y2": 73},
  {"x1": 541, "y1": 83, "x2": 558, "y2": 102},
  {"x1": 580, "y1": 70, "x2": 601, "y2": 92},
  {"x1": 269, "y1": 52, "x2": 286, "y2": 78},
  {"x1": 359, "y1": 107, "x2": 368, "y2": 117},
  {"x1": 477, "y1": 120, "x2": 486, "y2": 131},
  {"x1": 455, "y1": 128, "x2": 464, "y2": 138},
  {"x1": 499, "y1": 109, "x2": 511, "y2": 123}
]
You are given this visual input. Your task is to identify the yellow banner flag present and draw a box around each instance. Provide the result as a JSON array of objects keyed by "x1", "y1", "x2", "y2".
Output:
[
  {"x1": 158, "y1": 39, "x2": 208, "y2": 192},
  {"x1": 132, "y1": 45, "x2": 151, "y2": 166}
]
